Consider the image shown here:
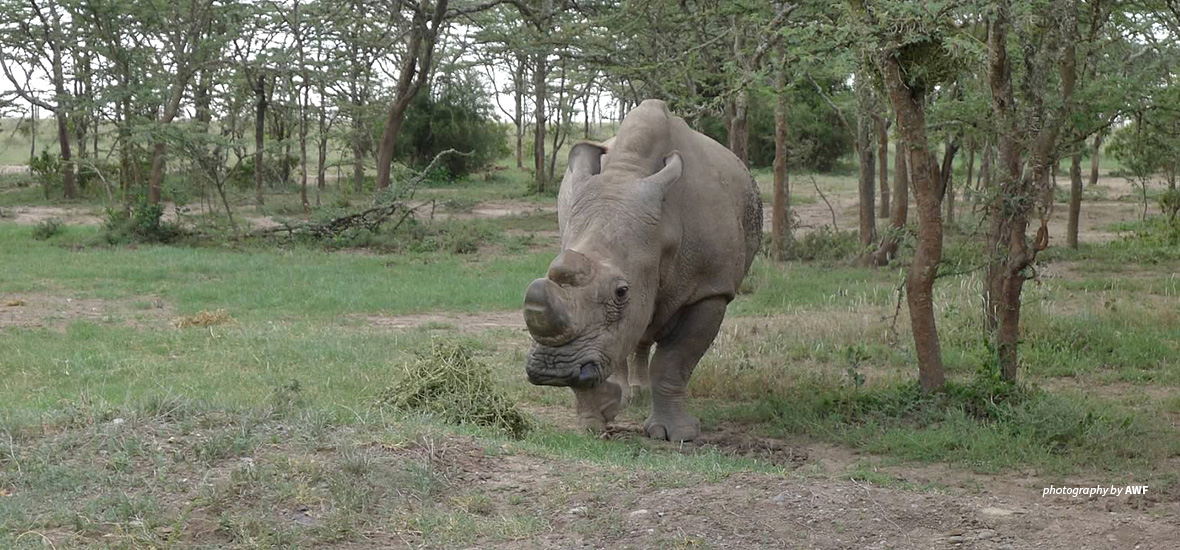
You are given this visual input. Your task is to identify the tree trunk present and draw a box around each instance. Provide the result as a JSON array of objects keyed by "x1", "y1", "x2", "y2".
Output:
[
  {"x1": 1067, "y1": 153, "x2": 1083, "y2": 248},
  {"x1": 879, "y1": 52, "x2": 945, "y2": 391},
  {"x1": 533, "y1": 52, "x2": 548, "y2": 193},
  {"x1": 583, "y1": 88, "x2": 591, "y2": 139},
  {"x1": 964, "y1": 139, "x2": 976, "y2": 207},
  {"x1": 871, "y1": 140, "x2": 909, "y2": 266},
  {"x1": 56, "y1": 113, "x2": 75, "y2": 199},
  {"x1": 855, "y1": 78, "x2": 876, "y2": 249},
  {"x1": 877, "y1": 115, "x2": 890, "y2": 219},
  {"x1": 254, "y1": 74, "x2": 267, "y2": 205},
  {"x1": 984, "y1": 0, "x2": 1073, "y2": 381},
  {"x1": 48, "y1": 49, "x2": 75, "y2": 198},
  {"x1": 980, "y1": 141, "x2": 992, "y2": 192},
  {"x1": 1088, "y1": 132, "x2": 1101, "y2": 187},
  {"x1": 514, "y1": 59, "x2": 525, "y2": 169},
  {"x1": 316, "y1": 75, "x2": 328, "y2": 203},
  {"x1": 771, "y1": 47, "x2": 791, "y2": 261},
  {"x1": 375, "y1": 1, "x2": 447, "y2": 192},
  {"x1": 941, "y1": 135, "x2": 960, "y2": 226},
  {"x1": 29, "y1": 105, "x2": 36, "y2": 162},
  {"x1": 730, "y1": 88, "x2": 750, "y2": 166},
  {"x1": 352, "y1": 114, "x2": 364, "y2": 193},
  {"x1": 147, "y1": 141, "x2": 166, "y2": 204}
]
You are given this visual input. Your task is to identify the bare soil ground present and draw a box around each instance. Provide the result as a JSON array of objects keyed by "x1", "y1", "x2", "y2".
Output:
[
  {"x1": 422, "y1": 199, "x2": 556, "y2": 222},
  {"x1": 355, "y1": 310, "x2": 526, "y2": 332},
  {"x1": 442, "y1": 419, "x2": 1178, "y2": 549},
  {"x1": 0, "y1": 291, "x2": 174, "y2": 330},
  {"x1": 4, "y1": 205, "x2": 103, "y2": 226}
]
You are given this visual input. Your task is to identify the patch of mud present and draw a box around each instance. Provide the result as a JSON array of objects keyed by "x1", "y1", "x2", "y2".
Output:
[
  {"x1": 354, "y1": 310, "x2": 525, "y2": 333},
  {"x1": 0, "y1": 292, "x2": 174, "y2": 331}
]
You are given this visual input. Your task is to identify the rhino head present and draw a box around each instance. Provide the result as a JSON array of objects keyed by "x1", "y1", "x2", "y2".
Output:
[{"x1": 523, "y1": 141, "x2": 682, "y2": 423}]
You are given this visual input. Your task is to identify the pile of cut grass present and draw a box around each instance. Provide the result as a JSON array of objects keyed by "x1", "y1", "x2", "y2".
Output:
[
  {"x1": 174, "y1": 308, "x2": 236, "y2": 328},
  {"x1": 381, "y1": 340, "x2": 532, "y2": 438}
]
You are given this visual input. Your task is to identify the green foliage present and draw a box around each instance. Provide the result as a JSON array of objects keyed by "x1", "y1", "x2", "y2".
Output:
[
  {"x1": 28, "y1": 150, "x2": 61, "y2": 196},
  {"x1": 699, "y1": 80, "x2": 854, "y2": 172},
  {"x1": 755, "y1": 372, "x2": 1164, "y2": 473},
  {"x1": 393, "y1": 71, "x2": 509, "y2": 177},
  {"x1": 75, "y1": 160, "x2": 118, "y2": 192},
  {"x1": 789, "y1": 226, "x2": 862, "y2": 262},
  {"x1": 380, "y1": 340, "x2": 532, "y2": 438},
  {"x1": 102, "y1": 200, "x2": 182, "y2": 244},
  {"x1": 1158, "y1": 188, "x2": 1180, "y2": 223},
  {"x1": 31, "y1": 218, "x2": 62, "y2": 240},
  {"x1": 227, "y1": 155, "x2": 301, "y2": 189},
  {"x1": 1112, "y1": 217, "x2": 1180, "y2": 257}
]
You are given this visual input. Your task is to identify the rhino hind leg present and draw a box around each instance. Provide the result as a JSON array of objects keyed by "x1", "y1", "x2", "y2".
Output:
[{"x1": 644, "y1": 297, "x2": 728, "y2": 442}]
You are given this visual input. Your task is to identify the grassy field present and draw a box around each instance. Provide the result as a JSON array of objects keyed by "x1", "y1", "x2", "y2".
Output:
[{"x1": 3, "y1": 151, "x2": 1180, "y2": 547}]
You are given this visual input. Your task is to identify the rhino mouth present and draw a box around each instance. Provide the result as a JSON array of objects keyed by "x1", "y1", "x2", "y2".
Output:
[{"x1": 526, "y1": 345, "x2": 605, "y2": 388}]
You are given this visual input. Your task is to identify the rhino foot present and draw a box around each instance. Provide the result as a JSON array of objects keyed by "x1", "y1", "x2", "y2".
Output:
[{"x1": 643, "y1": 413, "x2": 700, "y2": 442}]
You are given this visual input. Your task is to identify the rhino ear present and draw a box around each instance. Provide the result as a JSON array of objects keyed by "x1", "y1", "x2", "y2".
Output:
[
  {"x1": 565, "y1": 143, "x2": 605, "y2": 182},
  {"x1": 638, "y1": 151, "x2": 682, "y2": 200}
]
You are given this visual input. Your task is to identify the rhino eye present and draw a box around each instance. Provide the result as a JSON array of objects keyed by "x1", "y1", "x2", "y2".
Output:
[{"x1": 614, "y1": 283, "x2": 629, "y2": 301}]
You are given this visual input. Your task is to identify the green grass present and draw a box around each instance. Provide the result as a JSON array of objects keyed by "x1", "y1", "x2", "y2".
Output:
[{"x1": 4, "y1": 181, "x2": 1180, "y2": 547}]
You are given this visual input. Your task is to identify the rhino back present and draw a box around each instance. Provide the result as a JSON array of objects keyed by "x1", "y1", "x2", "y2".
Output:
[{"x1": 646, "y1": 114, "x2": 761, "y2": 338}]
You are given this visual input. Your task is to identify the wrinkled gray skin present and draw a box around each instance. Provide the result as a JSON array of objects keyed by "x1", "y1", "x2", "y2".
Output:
[{"x1": 523, "y1": 99, "x2": 762, "y2": 441}]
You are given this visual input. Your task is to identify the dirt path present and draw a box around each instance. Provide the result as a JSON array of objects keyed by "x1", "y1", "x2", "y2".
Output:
[
  {"x1": 3, "y1": 205, "x2": 104, "y2": 226},
  {"x1": 420, "y1": 199, "x2": 556, "y2": 222}
]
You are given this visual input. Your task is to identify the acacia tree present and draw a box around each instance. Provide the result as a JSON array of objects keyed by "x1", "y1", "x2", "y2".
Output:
[
  {"x1": 983, "y1": 0, "x2": 1105, "y2": 380},
  {"x1": 849, "y1": 0, "x2": 963, "y2": 391},
  {"x1": 373, "y1": 0, "x2": 449, "y2": 191},
  {"x1": 0, "y1": 0, "x2": 77, "y2": 198}
]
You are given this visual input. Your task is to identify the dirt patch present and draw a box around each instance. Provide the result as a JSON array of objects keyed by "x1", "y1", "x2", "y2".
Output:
[
  {"x1": 354, "y1": 310, "x2": 525, "y2": 333},
  {"x1": 423, "y1": 199, "x2": 557, "y2": 222},
  {"x1": 431, "y1": 425, "x2": 1180, "y2": 550},
  {"x1": 5, "y1": 205, "x2": 103, "y2": 226},
  {"x1": 0, "y1": 292, "x2": 174, "y2": 331}
]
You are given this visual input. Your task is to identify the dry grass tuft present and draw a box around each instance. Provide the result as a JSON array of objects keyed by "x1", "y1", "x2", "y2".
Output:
[
  {"x1": 173, "y1": 308, "x2": 236, "y2": 328},
  {"x1": 380, "y1": 339, "x2": 532, "y2": 438}
]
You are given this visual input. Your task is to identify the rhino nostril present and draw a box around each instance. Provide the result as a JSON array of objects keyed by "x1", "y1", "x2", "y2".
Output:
[{"x1": 575, "y1": 362, "x2": 601, "y2": 386}]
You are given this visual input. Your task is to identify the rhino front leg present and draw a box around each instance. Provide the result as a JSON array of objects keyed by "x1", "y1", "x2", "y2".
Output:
[
  {"x1": 572, "y1": 358, "x2": 629, "y2": 433},
  {"x1": 644, "y1": 297, "x2": 727, "y2": 442}
]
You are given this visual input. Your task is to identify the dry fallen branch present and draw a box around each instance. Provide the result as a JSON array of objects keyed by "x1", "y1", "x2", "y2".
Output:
[{"x1": 247, "y1": 149, "x2": 468, "y2": 240}]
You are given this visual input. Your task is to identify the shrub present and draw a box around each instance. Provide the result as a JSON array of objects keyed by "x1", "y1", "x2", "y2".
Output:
[
  {"x1": 391, "y1": 70, "x2": 509, "y2": 178},
  {"x1": 380, "y1": 340, "x2": 532, "y2": 438},
  {"x1": 28, "y1": 150, "x2": 61, "y2": 198},
  {"x1": 76, "y1": 160, "x2": 119, "y2": 191},
  {"x1": 791, "y1": 226, "x2": 862, "y2": 262},
  {"x1": 32, "y1": 218, "x2": 63, "y2": 240},
  {"x1": 102, "y1": 200, "x2": 182, "y2": 244},
  {"x1": 1158, "y1": 188, "x2": 1180, "y2": 224},
  {"x1": 227, "y1": 155, "x2": 300, "y2": 189}
]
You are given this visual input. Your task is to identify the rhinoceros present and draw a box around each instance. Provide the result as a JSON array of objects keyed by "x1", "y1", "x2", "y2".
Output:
[{"x1": 522, "y1": 99, "x2": 762, "y2": 441}]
